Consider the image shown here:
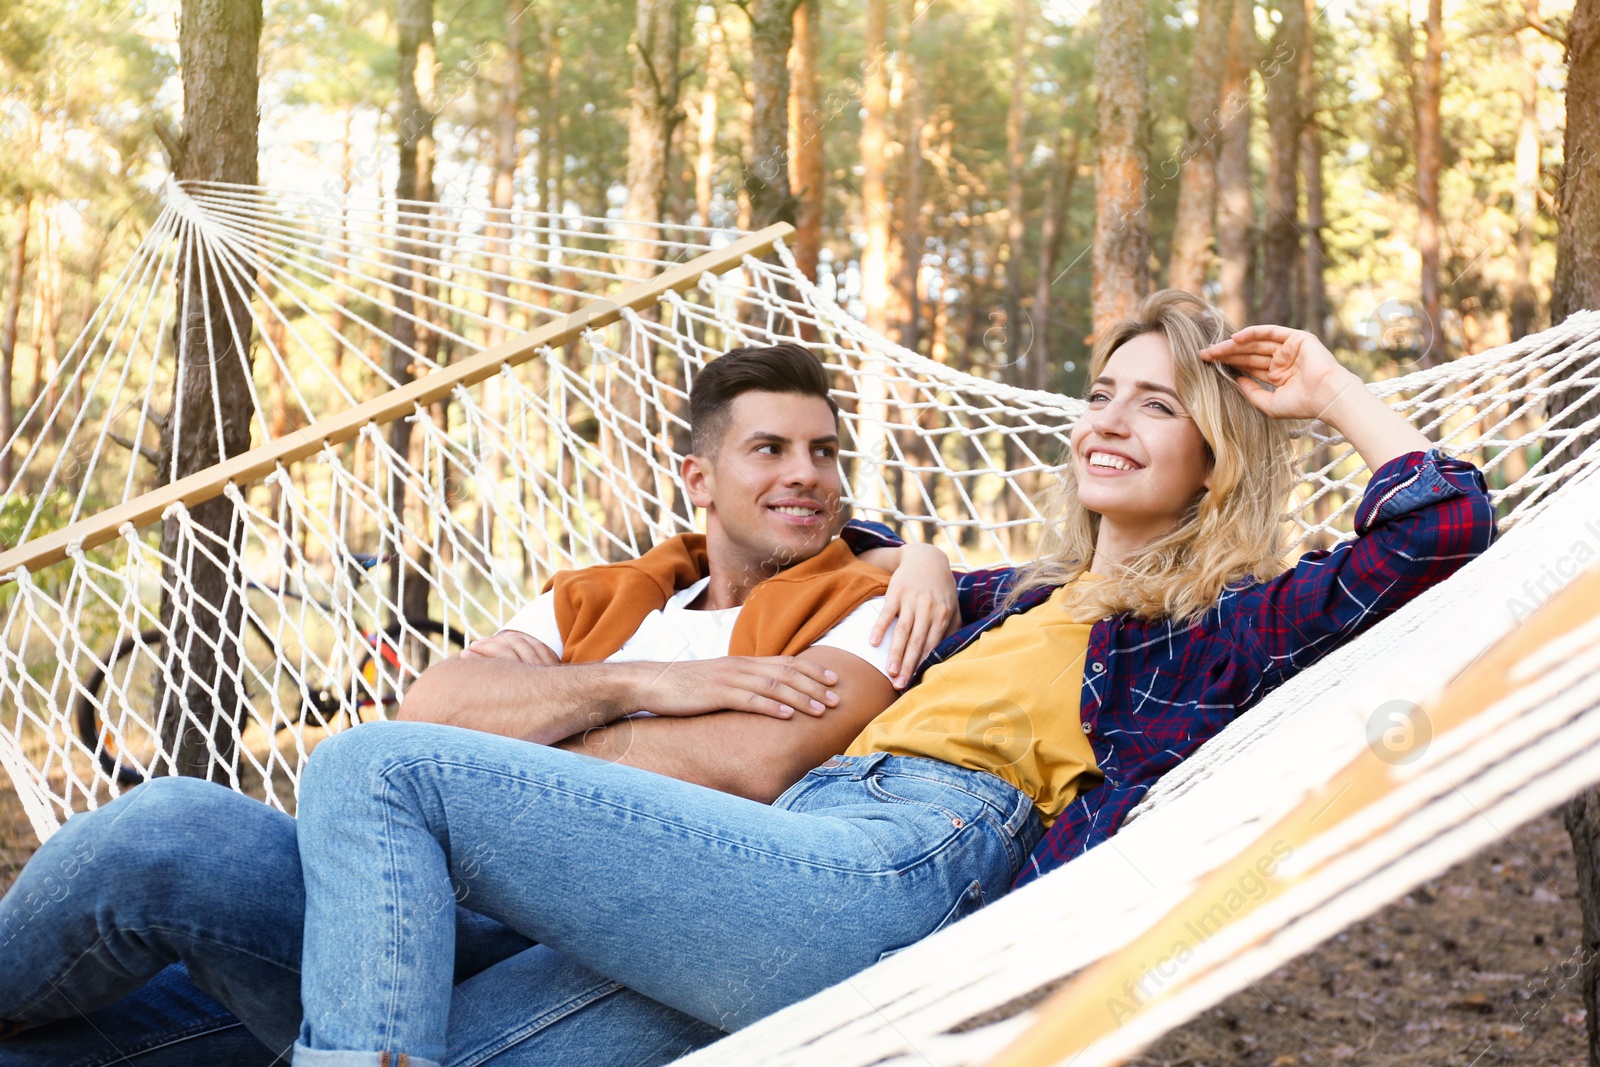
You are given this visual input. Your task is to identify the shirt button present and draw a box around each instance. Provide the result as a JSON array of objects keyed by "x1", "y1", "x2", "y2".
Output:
[
  {"x1": 1091, "y1": 662, "x2": 1105, "y2": 673},
  {"x1": 1082, "y1": 721, "x2": 1093, "y2": 734}
]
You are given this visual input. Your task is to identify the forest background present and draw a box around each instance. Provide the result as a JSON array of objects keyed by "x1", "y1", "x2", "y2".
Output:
[
  {"x1": 0, "y1": 0, "x2": 1586, "y2": 436},
  {"x1": 3, "y1": 1, "x2": 1600, "y2": 1064}
]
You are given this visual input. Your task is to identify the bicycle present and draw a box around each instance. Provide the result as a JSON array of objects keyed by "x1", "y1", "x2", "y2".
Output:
[{"x1": 74, "y1": 552, "x2": 467, "y2": 783}]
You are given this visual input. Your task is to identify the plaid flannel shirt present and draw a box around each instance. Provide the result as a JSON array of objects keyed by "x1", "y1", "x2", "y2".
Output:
[{"x1": 840, "y1": 447, "x2": 1496, "y2": 887}]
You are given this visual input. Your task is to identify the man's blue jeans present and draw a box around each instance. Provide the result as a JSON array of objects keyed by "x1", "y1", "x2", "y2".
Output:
[
  {"x1": 0, "y1": 776, "x2": 721, "y2": 1066},
  {"x1": 292, "y1": 722, "x2": 1044, "y2": 1067}
]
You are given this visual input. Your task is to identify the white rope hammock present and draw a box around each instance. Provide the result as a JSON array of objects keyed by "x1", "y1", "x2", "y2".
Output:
[{"x1": 2, "y1": 181, "x2": 1600, "y2": 1065}]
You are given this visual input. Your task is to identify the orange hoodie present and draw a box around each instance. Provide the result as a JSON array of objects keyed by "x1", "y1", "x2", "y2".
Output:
[{"x1": 546, "y1": 534, "x2": 890, "y2": 664}]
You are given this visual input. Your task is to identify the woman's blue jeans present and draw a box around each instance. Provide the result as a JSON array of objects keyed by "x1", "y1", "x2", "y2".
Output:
[
  {"x1": 0, "y1": 777, "x2": 719, "y2": 1066},
  {"x1": 292, "y1": 721, "x2": 1043, "y2": 1067}
]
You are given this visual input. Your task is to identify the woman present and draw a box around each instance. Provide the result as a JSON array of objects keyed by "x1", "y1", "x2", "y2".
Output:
[{"x1": 288, "y1": 290, "x2": 1495, "y2": 1067}]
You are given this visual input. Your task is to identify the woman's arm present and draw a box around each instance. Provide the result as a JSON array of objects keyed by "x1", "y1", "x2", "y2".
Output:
[
  {"x1": 1318, "y1": 377, "x2": 1432, "y2": 473},
  {"x1": 853, "y1": 540, "x2": 960, "y2": 687},
  {"x1": 1226, "y1": 448, "x2": 1495, "y2": 686},
  {"x1": 1201, "y1": 326, "x2": 1496, "y2": 685},
  {"x1": 842, "y1": 519, "x2": 1020, "y2": 622}
]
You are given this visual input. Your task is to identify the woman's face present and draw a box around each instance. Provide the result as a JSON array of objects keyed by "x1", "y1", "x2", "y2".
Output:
[{"x1": 1069, "y1": 332, "x2": 1214, "y2": 534}]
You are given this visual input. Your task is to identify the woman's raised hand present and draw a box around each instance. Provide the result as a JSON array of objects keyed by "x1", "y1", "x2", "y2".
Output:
[{"x1": 1199, "y1": 325, "x2": 1359, "y2": 422}]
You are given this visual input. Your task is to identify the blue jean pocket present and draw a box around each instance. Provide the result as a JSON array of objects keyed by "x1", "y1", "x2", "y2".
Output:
[
  {"x1": 863, "y1": 772, "x2": 972, "y2": 824},
  {"x1": 876, "y1": 879, "x2": 986, "y2": 963}
]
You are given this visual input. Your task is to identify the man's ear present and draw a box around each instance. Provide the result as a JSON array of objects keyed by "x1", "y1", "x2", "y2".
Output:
[{"x1": 682, "y1": 452, "x2": 714, "y2": 510}]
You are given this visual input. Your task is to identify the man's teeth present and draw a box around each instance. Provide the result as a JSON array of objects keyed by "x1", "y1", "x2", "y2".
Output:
[
  {"x1": 773, "y1": 505, "x2": 819, "y2": 515},
  {"x1": 1089, "y1": 452, "x2": 1139, "y2": 471}
]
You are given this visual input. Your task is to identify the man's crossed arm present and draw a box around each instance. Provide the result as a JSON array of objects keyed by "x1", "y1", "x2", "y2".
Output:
[
  {"x1": 554, "y1": 646, "x2": 894, "y2": 803},
  {"x1": 397, "y1": 636, "x2": 896, "y2": 804}
]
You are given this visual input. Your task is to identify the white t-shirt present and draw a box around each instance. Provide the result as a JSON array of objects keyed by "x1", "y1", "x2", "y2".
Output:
[{"x1": 498, "y1": 576, "x2": 897, "y2": 683}]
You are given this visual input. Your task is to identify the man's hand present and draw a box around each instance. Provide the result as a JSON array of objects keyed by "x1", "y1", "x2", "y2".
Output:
[
  {"x1": 460, "y1": 630, "x2": 560, "y2": 665},
  {"x1": 634, "y1": 656, "x2": 841, "y2": 720},
  {"x1": 559, "y1": 646, "x2": 896, "y2": 803}
]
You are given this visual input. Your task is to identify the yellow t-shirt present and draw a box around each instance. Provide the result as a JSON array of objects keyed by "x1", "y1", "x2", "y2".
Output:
[{"x1": 845, "y1": 576, "x2": 1105, "y2": 827}]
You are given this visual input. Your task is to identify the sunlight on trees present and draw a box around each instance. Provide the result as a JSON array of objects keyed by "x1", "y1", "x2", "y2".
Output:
[{"x1": 0, "y1": 0, "x2": 1585, "y2": 494}]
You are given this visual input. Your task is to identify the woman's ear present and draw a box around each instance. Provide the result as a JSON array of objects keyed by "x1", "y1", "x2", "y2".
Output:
[{"x1": 682, "y1": 453, "x2": 714, "y2": 510}]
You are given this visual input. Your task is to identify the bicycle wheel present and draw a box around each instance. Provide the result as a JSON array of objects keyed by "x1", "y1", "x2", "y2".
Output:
[
  {"x1": 75, "y1": 621, "x2": 312, "y2": 783},
  {"x1": 74, "y1": 630, "x2": 170, "y2": 784},
  {"x1": 346, "y1": 618, "x2": 468, "y2": 724}
]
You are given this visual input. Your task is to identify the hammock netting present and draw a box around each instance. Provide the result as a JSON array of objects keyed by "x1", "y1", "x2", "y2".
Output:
[{"x1": 3, "y1": 180, "x2": 1600, "y2": 1066}]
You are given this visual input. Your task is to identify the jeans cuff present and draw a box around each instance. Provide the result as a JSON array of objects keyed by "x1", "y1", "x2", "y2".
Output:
[{"x1": 291, "y1": 1042, "x2": 443, "y2": 1067}]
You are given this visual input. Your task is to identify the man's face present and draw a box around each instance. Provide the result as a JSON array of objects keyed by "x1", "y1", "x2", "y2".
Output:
[{"x1": 684, "y1": 390, "x2": 843, "y2": 573}]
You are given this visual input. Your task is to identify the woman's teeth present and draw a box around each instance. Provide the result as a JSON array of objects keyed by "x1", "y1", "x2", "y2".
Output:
[{"x1": 1089, "y1": 452, "x2": 1139, "y2": 471}]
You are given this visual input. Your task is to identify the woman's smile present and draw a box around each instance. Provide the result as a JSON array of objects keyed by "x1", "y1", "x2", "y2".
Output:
[{"x1": 1083, "y1": 448, "x2": 1145, "y2": 476}]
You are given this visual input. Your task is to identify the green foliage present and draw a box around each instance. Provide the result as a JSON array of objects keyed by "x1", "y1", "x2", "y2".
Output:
[{"x1": 0, "y1": 0, "x2": 1580, "y2": 453}]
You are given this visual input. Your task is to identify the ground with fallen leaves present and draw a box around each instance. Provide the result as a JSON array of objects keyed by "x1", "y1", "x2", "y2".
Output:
[
  {"x1": 1130, "y1": 806, "x2": 1588, "y2": 1066},
  {"x1": 0, "y1": 785, "x2": 1589, "y2": 1064}
]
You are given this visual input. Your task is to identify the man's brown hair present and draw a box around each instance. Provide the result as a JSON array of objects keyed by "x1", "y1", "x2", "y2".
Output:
[{"x1": 688, "y1": 343, "x2": 839, "y2": 454}]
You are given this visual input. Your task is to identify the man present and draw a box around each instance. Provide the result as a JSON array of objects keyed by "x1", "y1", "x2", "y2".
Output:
[
  {"x1": 393, "y1": 341, "x2": 936, "y2": 799},
  {"x1": 0, "y1": 343, "x2": 956, "y2": 1066}
]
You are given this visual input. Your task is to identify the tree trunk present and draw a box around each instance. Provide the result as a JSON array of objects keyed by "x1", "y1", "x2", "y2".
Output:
[
  {"x1": 1416, "y1": 0, "x2": 1444, "y2": 365},
  {"x1": 789, "y1": 0, "x2": 823, "y2": 281},
  {"x1": 1259, "y1": 0, "x2": 1303, "y2": 327},
  {"x1": 1568, "y1": 784, "x2": 1600, "y2": 1067},
  {"x1": 959, "y1": 247, "x2": 990, "y2": 376},
  {"x1": 330, "y1": 105, "x2": 354, "y2": 369},
  {"x1": 155, "y1": 0, "x2": 262, "y2": 780},
  {"x1": 624, "y1": 0, "x2": 680, "y2": 239},
  {"x1": 1091, "y1": 0, "x2": 1151, "y2": 337},
  {"x1": 1217, "y1": 0, "x2": 1257, "y2": 327},
  {"x1": 1510, "y1": 38, "x2": 1539, "y2": 340},
  {"x1": 1552, "y1": 0, "x2": 1598, "y2": 325},
  {"x1": 490, "y1": 10, "x2": 524, "y2": 281},
  {"x1": 521, "y1": 10, "x2": 559, "y2": 581},
  {"x1": 0, "y1": 191, "x2": 30, "y2": 489},
  {"x1": 387, "y1": 0, "x2": 438, "y2": 624},
  {"x1": 698, "y1": 19, "x2": 727, "y2": 229},
  {"x1": 1168, "y1": 0, "x2": 1232, "y2": 295},
  {"x1": 477, "y1": 0, "x2": 524, "y2": 564},
  {"x1": 28, "y1": 205, "x2": 54, "y2": 414},
  {"x1": 1033, "y1": 127, "x2": 1081, "y2": 394},
  {"x1": 886, "y1": 0, "x2": 932, "y2": 531},
  {"x1": 42, "y1": 209, "x2": 62, "y2": 410},
  {"x1": 538, "y1": 10, "x2": 563, "y2": 306},
  {"x1": 611, "y1": 0, "x2": 679, "y2": 556},
  {"x1": 849, "y1": 0, "x2": 892, "y2": 512},
  {"x1": 1299, "y1": 0, "x2": 1327, "y2": 336},
  {"x1": 743, "y1": 0, "x2": 800, "y2": 231},
  {"x1": 1555, "y1": 4, "x2": 1600, "y2": 1060},
  {"x1": 1002, "y1": 0, "x2": 1030, "y2": 377},
  {"x1": 861, "y1": 0, "x2": 892, "y2": 337},
  {"x1": 736, "y1": 79, "x2": 754, "y2": 235},
  {"x1": 895, "y1": 0, "x2": 922, "y2": 352}
]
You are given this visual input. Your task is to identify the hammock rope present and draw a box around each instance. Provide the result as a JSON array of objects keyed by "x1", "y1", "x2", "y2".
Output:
[{"x1": 3, "y1": 180, "x2": 1600, "y2": 1065}]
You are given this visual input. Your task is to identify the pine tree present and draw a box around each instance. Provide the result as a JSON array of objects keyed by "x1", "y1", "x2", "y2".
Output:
[
  {"x1": 155, "y1": 0, "x2": 263, "y2": 779},
  {"x1": 1091, "y1": 0, "x2": 1151, "y2": 335}
]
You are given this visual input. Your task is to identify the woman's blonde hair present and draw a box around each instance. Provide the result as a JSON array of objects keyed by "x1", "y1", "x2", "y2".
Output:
[{"x1": 1005, "y1": 288, "x2": 1303, "y2": 622}]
